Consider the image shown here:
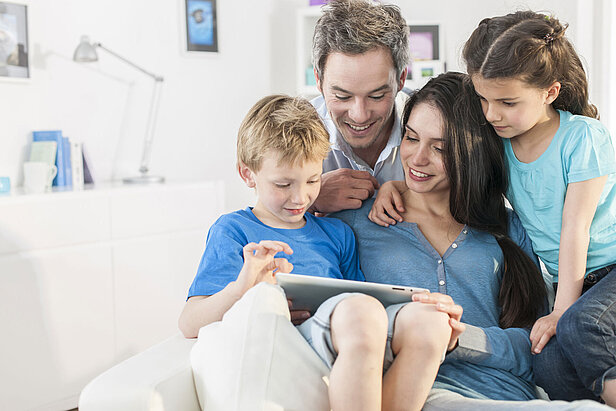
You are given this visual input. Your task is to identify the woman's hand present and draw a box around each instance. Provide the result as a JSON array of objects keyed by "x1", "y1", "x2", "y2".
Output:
[
  {"x1": 413, "y1": 292, "x2": 465, "y2": 351},
  {"x1": 369, "y1": 180, "x2": 407, "y2": 227},
  {"x1": 530, "y1": 310, "x2": 562, "y2": 354}
]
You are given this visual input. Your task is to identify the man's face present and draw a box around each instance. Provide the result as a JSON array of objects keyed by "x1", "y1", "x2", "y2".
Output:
[{"x1": 317, "y1": 48, "x2": 405, "y2": 151}]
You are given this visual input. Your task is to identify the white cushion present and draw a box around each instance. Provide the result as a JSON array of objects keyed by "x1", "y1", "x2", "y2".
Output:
[{"x1": 191, "y1": 283, "x2": 331, "y2": 411}]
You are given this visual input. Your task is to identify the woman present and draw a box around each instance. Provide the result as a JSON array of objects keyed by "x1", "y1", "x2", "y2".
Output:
[{"x1": 333, "y1": 72, "x2": 608, "y2": 410}]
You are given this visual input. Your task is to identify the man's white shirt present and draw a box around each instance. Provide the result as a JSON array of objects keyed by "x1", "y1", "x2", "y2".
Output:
[{"x1": 311, "y1": 94, "x2": 405, "y2": 186}]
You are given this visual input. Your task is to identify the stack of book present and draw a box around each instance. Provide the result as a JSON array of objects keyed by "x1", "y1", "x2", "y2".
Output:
[{"x1": 31, "y1": 130, "x2": 94, "y2": 189}]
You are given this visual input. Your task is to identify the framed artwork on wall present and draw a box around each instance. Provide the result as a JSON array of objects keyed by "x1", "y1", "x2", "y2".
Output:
[
  {"x1": 0, "y1": 1, "x2": 29, "y2": 79},
  {"x1": 405, "y1": 23, "x2": 445, "y2": 89},
  {"x1": 185, "y1": 0, "x2": 218, "y2": 52}
]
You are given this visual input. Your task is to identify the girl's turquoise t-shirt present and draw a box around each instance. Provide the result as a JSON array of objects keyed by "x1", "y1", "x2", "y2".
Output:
[{"x1": 504, "y1": 110, "x2": 616, "y2": 280}]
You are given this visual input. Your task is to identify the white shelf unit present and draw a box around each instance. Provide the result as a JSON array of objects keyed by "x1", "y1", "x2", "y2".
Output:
[
  {"x1": 296, "y1": 7, "x2": 322, "y2": 97},
  {"x1": 0, "y1": 181, "x2": 224, "y2": 411},
  {"x1": 294, "y1": 6, "x2": 446, "y2": 95}
]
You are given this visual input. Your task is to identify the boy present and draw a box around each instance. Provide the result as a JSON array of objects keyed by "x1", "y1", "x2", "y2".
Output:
[{"x1": 179, "y1": 95, "x2": 453, "y2": 411}]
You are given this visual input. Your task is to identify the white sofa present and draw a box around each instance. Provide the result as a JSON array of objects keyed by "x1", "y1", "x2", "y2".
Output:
[
  {"x1": 79, "y1": 284, "x2": 331, "y2": 411},
  {"x1": 79, "y1": 334, "x2": 200, "y2": 411},
  {"x1": 79, "y1": 284, "x2": 609, "y2": 411}
]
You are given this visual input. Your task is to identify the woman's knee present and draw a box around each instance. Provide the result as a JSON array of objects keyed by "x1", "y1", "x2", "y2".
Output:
[
  {"x1": 331, "y1": 294, "x2": 388, "y2": 352},
  {"x1": 392, "y1": 302, "x2": 451, "y2": 354}
]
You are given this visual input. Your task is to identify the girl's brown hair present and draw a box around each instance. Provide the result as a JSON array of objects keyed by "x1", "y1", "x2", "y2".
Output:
[{"x1": 463, "y1": 10, "x2": 598, "y2": 119}]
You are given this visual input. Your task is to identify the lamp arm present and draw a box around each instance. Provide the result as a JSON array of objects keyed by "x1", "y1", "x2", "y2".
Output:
[
  {"x1": 95, "y1": 42, "x2": 164, "y2": 82},
  {"x1": 138, "y1": 79, "x2": 163, "y2": 175}
]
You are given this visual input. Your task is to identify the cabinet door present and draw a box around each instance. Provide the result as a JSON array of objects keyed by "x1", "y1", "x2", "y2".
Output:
[
  {"x1": 0, "y1": 245, "x2": 114, "y2": 411},
  {"x1": 110, "y1": 182, "x2": 222, "y2": 360},
  {"x1": 113, "y1": 230, "x2": 206, "y2": 359}
]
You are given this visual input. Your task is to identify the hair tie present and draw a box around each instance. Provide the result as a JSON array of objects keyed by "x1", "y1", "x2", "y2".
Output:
[{"x1": 543, "y1": 32, "x2": 555, "y2": 44}]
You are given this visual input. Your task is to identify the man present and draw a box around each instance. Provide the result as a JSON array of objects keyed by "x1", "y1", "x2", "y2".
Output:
[{"x1": 310, "y1": 0, "x2": 409, "y2": 214}]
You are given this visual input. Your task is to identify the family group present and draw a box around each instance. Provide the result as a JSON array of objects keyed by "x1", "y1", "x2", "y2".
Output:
[{"x1": 179, "y1": 1, "x2": 616, "y2": 410}]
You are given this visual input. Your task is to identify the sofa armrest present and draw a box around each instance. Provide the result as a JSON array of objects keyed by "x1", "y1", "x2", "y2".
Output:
[{"x1": 79, "y1": 334, "x2": 200, "y2": 411}]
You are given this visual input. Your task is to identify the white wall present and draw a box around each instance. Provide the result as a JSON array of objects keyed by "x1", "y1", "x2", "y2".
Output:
[
  {"x1": 0, "y1": 0, "x2": 272, "y2": 210},
  {"x1": 271, "y1": 0, "x2": 611, "y2": 130},
  {"x1": 0, "y1": 0, "x2": 612, "y2": 212}
]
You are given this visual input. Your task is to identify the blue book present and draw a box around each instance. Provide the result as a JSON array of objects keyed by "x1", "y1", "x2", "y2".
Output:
[
  {"x1": 63, "y1": 137, "x2": 72, "y2": 187},
  {"x1": 32, "y1": 130, "x2": 68, "y2": 186}
]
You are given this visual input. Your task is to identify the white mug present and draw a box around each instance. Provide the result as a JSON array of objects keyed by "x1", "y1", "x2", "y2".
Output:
[{"x1": 23, "y1": 161, "x2": 57, "y2": 193}]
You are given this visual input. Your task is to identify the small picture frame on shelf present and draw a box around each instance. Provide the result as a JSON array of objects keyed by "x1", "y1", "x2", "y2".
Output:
[
  {"x1": 185, "y1": 0, "x2": 218, "y2": 52},
  {"x1": 405, "y1": 23, "x2": 445, "y2": 89},
  {"x1": 0, "y1": 1, "x2": 29, "y2": 80}
]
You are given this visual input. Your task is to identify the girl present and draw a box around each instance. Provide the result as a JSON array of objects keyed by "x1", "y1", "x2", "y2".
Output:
[
  {"x1": 372, "y1": 10, "x2": 616, "y2": 406},
  {"x1": 463, "y1": 11, "x2": 616, "y2": 405}
]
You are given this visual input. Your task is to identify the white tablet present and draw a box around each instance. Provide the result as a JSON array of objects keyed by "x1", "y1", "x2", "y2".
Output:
[{"x1": 276, "y1": 273, "x2": 429, "y2": 314}]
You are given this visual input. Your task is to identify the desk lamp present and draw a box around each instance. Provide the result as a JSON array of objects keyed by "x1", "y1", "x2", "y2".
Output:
[{"x1": 73, "y1": 35, "x2": 165, "y2": 184}]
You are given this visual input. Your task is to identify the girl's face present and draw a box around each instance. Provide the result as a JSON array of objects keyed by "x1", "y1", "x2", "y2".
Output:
[
  {"x1": 400, "y1": 102, "x2": 449, "y2": 195},
  {"x1": 471, "y1": 75, "x2": 559, "y2": 140}
]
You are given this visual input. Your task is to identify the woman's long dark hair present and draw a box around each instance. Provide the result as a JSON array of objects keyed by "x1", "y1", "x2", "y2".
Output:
[{"x1": 402, "y1": 72, "x2": 546, "y2": 328}]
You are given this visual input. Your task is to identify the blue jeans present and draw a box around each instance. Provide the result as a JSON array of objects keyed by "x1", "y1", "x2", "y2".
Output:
[{"x1": 533, "y1": 265, "x2": 616, "y2": 401}]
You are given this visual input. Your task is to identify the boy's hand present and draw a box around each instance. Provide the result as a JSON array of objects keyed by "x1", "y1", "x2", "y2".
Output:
[
  {"x1": 413, "y1": 292, "x2": 465, "y2": 351},
  {"x1": 311, "y1": 169, "x2": 379, "y2": 214},
  {"x1": 369, "y1": 180, "x2": 407, "y2": 227},
  {"x1": 530, "y1": 310, "x2": 562, "y2": 354},
  {"x1": 236, "y1": 241, "x2": 293, "y2": 294}
]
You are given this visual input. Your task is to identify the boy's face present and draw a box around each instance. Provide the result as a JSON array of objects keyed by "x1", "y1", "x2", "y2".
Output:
[{"x1": 240, "y1": 151, "x2": 323, "y2": 229}]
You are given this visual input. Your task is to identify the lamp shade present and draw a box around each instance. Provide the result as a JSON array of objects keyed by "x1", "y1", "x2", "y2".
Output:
[{"x1": 73, "y1": 36, "x2": 98, "y2": 62}]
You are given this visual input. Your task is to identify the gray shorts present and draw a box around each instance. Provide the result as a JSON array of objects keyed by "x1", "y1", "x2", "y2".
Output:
[{"x1": 296, "y1": 292, "x2": 407, "y2": 371}]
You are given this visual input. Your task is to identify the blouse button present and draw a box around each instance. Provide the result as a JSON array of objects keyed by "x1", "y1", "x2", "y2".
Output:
[
  {"x1": 463, "y1": 229, "x2": 468, "y2": 234},
  {"x1": 452, "y1": 243, "x2": 458, "y2": 249},
  {"x1": 439, "y1": 280, "x2": 445, "y2": 286},
  {"x1": 437, "y1": 259, "x2": 442, "y2": 264}
]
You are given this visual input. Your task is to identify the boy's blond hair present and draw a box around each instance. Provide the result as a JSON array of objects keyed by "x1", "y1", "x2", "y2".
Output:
[{"x1": 237, "y1": 94, "x2": 331, "y2": 171}]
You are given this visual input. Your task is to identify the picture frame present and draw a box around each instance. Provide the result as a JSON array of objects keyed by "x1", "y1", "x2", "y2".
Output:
[
  {"x1": 405, "y1": 23, "x2": 445, "y2": 88},
  {"x1": 0, "y1": 1, "x2": 29, "y2": 79},
  {"x1": 185, "y1": 0, "x2": 218, "y2": 52}
]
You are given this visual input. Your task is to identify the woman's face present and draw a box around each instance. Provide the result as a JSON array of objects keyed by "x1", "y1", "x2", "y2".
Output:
[{"x1": 399, "y1": 102, "x2": 449, "y2": 195}]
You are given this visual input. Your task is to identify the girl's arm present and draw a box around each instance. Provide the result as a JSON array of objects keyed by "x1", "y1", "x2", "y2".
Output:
[
  {"x1": 368, "y1": 180, "x2": 407, "y2": 226},
  {"x1": 530, "y1": 175, "x2": 607, "y2": 353}
]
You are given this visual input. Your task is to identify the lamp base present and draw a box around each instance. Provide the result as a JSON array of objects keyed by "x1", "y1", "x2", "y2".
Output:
[{"x1": 123, "y1": 175, "x2": 165, "y2": 184}]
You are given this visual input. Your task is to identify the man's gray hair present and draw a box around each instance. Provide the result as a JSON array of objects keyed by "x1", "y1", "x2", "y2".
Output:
[{"x1": 312, "y1": 0, "x2": 410, "y2": 80}]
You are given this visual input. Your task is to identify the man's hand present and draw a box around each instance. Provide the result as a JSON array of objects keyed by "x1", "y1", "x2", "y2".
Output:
[
  {"x1": 413, "y1": 292, "x2": 465, "y2": 351},
  {"x1": 311, "y1": 169, "x2": 379, "y2": 214},
  {"x1": 530, "y1": 310, "x2": 562, "y2": 354},
  {"x1": 236, "y1": 241, "x2": 293, "y2": 294}
]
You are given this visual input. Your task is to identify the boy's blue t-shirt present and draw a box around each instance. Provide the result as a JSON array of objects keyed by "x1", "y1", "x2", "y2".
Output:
[
  {"x1": 504, "y1": 110, "x2": 616, "y2": 279},
  {"x1": 188, "y1": 207, "x2": 364, "y2": 297}
]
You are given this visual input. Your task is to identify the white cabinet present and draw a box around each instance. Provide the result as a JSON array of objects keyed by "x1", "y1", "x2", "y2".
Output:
[{"x1": 0, "y1": 181, "x2": 224, "y2": 411}]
